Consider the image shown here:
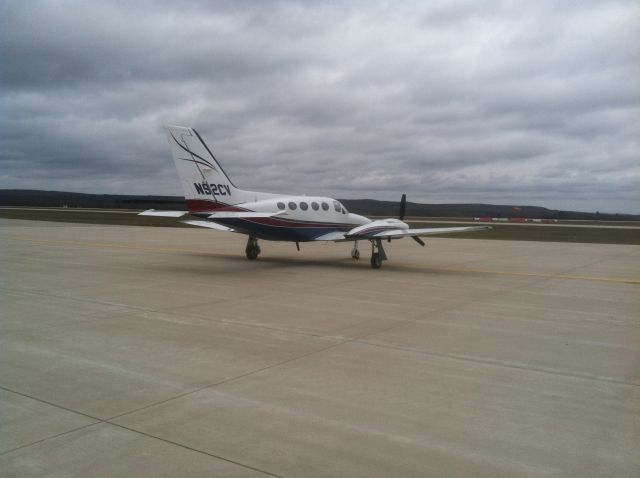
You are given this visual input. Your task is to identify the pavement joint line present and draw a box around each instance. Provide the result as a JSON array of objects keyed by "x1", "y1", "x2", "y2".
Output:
[
  {"x1": 343, "y1": 262, "x2": 580, "y2": 356},
  {"x1": 152, "y1": 273, "x2": 534, "y2": 408},
  {"x1": 0, "y1": 287, "x2": 157, "y2": 313},
  {"x1": 0, "y1": 385, "x2": 281, "y2": 477},
  {"x1": 1, "y1": 414, "x2": 282, "y2": 478},
  {"x1": 106, "y1": 338, "x2": 352, "y2": 423},
  {"x1": 0, "y1": 369, "x2": 289, "y2": 478},
  {"x1": 0, "y1": 422, "x2": 101, "y2": 457},
  {"x1": 104, "y1": 422, "x2": 284, "y2": 478},
  {"x1": 0, "y1": 385, "x2": 103, "y2": 422},
  {"x1": 353, "y1": 339, "x2": 640, "y2": 388},
  {"x1": 105, "y1": 274, "x2": 388, "y2": 422},
  {"x1": 4, "y1": 234, "x2": 639, "y2": 285},
  {"x1": 117, "y1": 306, "x2": 339, "y2": 341}
]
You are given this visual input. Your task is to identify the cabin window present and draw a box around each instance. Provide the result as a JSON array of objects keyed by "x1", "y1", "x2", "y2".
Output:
[
  {"x1": 288, "y1": 202, "x2": 297, "y2": 210},
  {"x1": 333, "y1": 201, "x2": 341, "y2": 212},
  {"x1": 311, "y1": 202, "x2": 319, "y2": 211},
  {"x1": 300, "y1": 202, "x2": 308, "y2": 211},
  {"x1": 277, "y1": 202, "x2": 285, "y2": 210},
  {"x1": 321, "y1": 202, "x2": 329, "y2": 211}
]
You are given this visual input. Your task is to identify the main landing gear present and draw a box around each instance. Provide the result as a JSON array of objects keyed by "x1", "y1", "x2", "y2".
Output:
[
  {"x1": 351, "y1": 239, "x2": 387, "y2": 268},
  {"x1": 369, "y1": 238, "x2": 387, "y2": 269},
  {"x1": 245, "y1": 236, "x2": 261, "y2": 260}
]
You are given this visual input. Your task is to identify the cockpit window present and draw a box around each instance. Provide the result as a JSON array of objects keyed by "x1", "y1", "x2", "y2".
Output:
[
  {"x1": 277, "y1": 202, "x2": 285, "y2": 210},
  {"x1": 341, "y1": 207, "x2": 347, "y2": 214},
  {"x1": 333, "y1": 201, "x2": 341, "y2": 212},
  {"x1": 288, "y1": 202, "x2": 297, "y2": 210}
]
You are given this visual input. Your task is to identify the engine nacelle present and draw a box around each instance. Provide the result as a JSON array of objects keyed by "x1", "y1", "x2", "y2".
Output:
[{"x1": 346, "y1": 218, "x2": 409, "y2": 238}]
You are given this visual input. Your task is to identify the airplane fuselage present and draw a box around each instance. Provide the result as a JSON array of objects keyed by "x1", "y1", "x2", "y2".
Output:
[{"x1": 188, "y1": 195, "x2": 370, "y2": 242}]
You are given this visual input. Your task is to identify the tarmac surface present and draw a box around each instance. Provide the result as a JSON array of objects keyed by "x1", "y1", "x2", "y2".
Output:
[{"x1": 1, "y1": 218, "x2": 639, "y2": 477}]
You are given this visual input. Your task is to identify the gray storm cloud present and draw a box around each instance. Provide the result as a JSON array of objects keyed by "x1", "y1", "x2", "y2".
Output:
[{"x1": 1, "y1": 0, "x2": 638, "y2": 213}]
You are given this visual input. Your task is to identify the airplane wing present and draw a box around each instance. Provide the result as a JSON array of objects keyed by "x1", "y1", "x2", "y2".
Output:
[
  {"x1": 314, "y1": 226, "x2": 490, "y2": 242},
  {"x1": 181, "y1": 220, "x2": 235, "y2": 232},
  {"x1": 139, "y1": 209, "x2": 189, "y2": 217},
  {"x1": 313, "y1": 231, "x2": 348, "y2": 241},
  {"x1": 207, "y1": 211, "x2": 285, "y2": 219},
  {"x1": 372, "y1": 226, "x2": 491, "y2": 239},
  {"x1": 139, "y1": 210, "x2": 284, "y2": 219}
]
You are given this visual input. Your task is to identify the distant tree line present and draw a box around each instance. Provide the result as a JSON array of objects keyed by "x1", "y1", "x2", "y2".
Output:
[{"x1": 0, "y1": 190, "x2": 186, "y2": 210}]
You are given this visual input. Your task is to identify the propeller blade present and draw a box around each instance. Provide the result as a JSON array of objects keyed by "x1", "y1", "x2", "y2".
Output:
[
  {"x1": 399, "y1": 194, "x2": 407, "y2": 220},
  {"x1": 412, "y1": 236, "x2": 425, "y2": 247}
]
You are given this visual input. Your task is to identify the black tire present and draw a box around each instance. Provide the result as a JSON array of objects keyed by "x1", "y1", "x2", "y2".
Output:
[
  {"x1": 352, "y1": 250, "x2": 360, "y2": 260},
  {"x1": 370, "y1": 252, "x2": 382, "y2": 269},
  {"x1": 246, "y1": 247, "x2": 258, "y2": 260}
]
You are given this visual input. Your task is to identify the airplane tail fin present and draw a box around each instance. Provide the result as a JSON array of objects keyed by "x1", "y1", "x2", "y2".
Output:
[
  {"x1": 165, "y1": 126, "x2": 275, "y2": 213},
  {"x1": 164, "y1": 125, "x2": 244, "y2": 212}
]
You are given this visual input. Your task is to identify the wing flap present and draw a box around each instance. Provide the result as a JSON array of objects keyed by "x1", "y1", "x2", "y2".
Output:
[
  {"x1": 181, "y1": 220, "x2": 235, "y2": 232},
  {"x1": 139, "y1": 209, "x2": 189, "y2": 217}
]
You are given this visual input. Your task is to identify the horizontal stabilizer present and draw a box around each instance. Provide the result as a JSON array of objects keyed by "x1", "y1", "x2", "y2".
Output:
[
  {"x1": 139, "y1": 209, "x2": 188, "y2": 217},
  {"x1": 181, "y1": 220, "x2": 235, "y2": 232},
  {"x1": 207, "y1": 211, "x2": 285, "y2": 219}
]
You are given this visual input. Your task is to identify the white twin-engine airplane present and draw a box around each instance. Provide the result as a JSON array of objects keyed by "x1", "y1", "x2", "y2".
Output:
[{"x1": 141, "y1": 125, "x2": 489, "y2": 268}]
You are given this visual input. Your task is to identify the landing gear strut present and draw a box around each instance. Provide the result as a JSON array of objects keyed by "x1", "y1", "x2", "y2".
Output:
[
  {"x1": 245, "y1": 236, "x2": 261, "y2": 260},
  {"x1": 370, "y1": 252, "x2": 382, "y2": 268},
  {"x1": 370, "y1": 238, "x2": 387, "y2": 269},
  {"x1": 351, "y1": 241, "x2": 360, "y2": 260}
]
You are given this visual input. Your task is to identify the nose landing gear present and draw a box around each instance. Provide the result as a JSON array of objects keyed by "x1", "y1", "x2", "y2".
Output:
[{"x1": 351, "y1": 241, "x2": 360, "y2": 260}]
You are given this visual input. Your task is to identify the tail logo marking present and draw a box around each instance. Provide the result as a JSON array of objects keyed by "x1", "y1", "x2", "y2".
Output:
[{"x1": 170, "y1": 132, "x2": 219, "y2": 172}]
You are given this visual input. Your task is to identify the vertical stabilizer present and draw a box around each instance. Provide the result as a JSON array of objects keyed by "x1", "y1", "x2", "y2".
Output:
[{"x1": 164, "y1": 125, "x2": 249, "y2": 211}]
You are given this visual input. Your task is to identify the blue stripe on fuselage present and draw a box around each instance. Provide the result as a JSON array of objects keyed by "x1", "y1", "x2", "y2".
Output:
[{"x1": 211, "y1": 218, "x2": 350, "y2": 241}]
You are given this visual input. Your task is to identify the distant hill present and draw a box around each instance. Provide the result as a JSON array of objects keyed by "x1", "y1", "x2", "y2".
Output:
[
  {"x1": 1, "y1": 189, "x2": 638, "y2": 221},
  {"x1": 340, "y1": 199, "x2": 640, "y2": 221},
  {"x1": 0, "y1": 189, "x2": 186, "y2": 210}
]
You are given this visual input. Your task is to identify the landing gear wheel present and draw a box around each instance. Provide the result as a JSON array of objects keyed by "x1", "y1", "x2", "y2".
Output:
[
  {"x1": 370, "y1": 252, "x2": 382, "y2": 269},
  {"x1": 245, "y1": 237, "x2": 260, "y2": 260}
]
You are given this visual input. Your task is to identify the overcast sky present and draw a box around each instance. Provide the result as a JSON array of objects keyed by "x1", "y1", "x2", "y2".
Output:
[{"x1": 1, "y1": 1, "x2": 638, "y2": 213}]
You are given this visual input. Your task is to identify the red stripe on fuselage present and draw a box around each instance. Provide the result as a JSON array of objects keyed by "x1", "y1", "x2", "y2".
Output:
[{"x1": 186, "y1": 199, "x2": 247, "y2": 213}]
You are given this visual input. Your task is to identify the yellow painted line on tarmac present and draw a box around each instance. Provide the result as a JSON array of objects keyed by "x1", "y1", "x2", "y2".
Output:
[{"x1": 4, "y1": 235, "x2": 640, "y2": 286}]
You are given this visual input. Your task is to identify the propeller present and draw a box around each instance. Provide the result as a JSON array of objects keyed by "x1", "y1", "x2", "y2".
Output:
[
  {"x1": 398, "y1": 194, "x2": 406, "y2": 221},
  {"x1": 399, "y1": 193, "x2": 425, "y2": 247}
]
